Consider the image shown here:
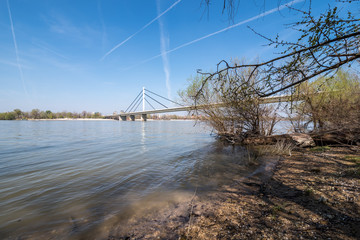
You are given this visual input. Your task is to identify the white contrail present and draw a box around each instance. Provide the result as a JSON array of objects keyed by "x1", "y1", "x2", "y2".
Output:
[
  {"x1": 7, "y1": 0, "x2": 27, "y2": 94},
  {"x1": 124, "y1": 0, "x2": 304, "y2": 69},
  {"x1": 157, "y1": 0, "x2": 171, "y2": 99},
  {"x1": 101, "y1": 0, "x2": 182, "y2": 61},
  {"x1": 97, "y1": 1, "x2": 107, "y2": 51}
]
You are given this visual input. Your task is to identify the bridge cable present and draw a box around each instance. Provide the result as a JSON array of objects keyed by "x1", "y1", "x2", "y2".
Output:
[
  {"x1": 125, "y1": 90, "x2": 143, "y2": 112},
  {"x1": 125, "y1": 93, "x2": 140, "y2": 113},
  {"x1": 127, "y1": 96, "x2": 141, "y2": 113},
  {"x1": 145, "y1": 98, "x2": 156, "y2": 110},
  {"x1": 146, "y1": 89, "x2": 184, "y2": 106},
  {"x1": 145, "y1": 93, "x2": 168, "y2": 109},
  {"x1": 128, "y1": 94, "x2": 143, "y2": 112},
  {"x1": 133, "y1": 98, "x2": 143, "y2": 112},
  {"x1": 129, "y1": 97, "x2": 142, "y2": 112}
]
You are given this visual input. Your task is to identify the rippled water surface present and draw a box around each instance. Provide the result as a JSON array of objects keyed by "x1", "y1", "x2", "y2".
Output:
[{"x1": 0, "y1": 120, "x2": 264, "y2": 239}]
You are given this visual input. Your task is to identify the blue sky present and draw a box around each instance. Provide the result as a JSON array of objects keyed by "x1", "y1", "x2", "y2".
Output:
[{"x1": 0, "y1": 0, "x2": 352, "y2": 114}]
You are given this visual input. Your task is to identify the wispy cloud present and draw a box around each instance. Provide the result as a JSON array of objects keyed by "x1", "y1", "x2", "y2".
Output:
[
  {"x1": 45, "y1": 13, "x2": 101, "y2": 47},
  {"x1": 32, "y1": 41, "x2": 68, "y2": 60},
  {"x1": 157, "y1": 0, "x2": 171, "y2": 99},
  {"x1": 0, "y1": 59, "x2": 19, "y2": 68},
  {"x1": 0, "y1": 59, "x2": 31, "y2": 69},
  {"x1": 6, "y1": 0, "x2": 28, "y2": 95},
  {"x1": 48, "y1": 15, "x2": 81, "y2": 36},
  {"x1": 124, "y1": 0, "x2": 304, "y2": 70},
  {"x1": 101, "y1": 0, "x2": 182, "y2": 61},
  {"x1": 97, "y1": 0, "x2": 107, "y2": 51}
]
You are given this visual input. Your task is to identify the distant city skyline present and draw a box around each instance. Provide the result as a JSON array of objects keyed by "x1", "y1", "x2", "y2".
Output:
[{"x1": 0, "y1": 0, "x2": 349, "y2": 114}]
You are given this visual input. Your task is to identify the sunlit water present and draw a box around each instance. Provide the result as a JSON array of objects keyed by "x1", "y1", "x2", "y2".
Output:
[{"x1": 0, "y1": 120, "x2": 270, "y2": 239}]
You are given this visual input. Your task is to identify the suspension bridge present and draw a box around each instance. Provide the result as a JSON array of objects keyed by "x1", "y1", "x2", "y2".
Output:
[{"x1": 105, "y1": 87, "x2": 293, "y2": 121}]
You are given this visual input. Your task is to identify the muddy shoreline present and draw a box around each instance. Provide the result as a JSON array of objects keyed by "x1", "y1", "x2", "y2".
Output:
[{"x1": 110, "y1": 146, "x2": 360, "y2": 239}]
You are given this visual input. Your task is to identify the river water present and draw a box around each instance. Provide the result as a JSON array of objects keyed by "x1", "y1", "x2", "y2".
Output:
[{"x1": 0, "y1": 120, "x2": 269, "y2": 239}]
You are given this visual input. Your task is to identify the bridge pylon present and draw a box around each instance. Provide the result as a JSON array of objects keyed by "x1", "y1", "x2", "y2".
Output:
[
  {"x1": 117, "y1": 87, "x2": 185, "y2": 121},
  {"x1": 142, "y1": 87, "x2": 145, "y2": 112}
]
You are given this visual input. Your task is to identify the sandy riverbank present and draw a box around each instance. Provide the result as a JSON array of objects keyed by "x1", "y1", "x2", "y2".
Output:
[
  {"x1": 24, "y1": 118, "x2": 196, "y2": 121},
  {"x1": 25, "y1": 118, "x2": 114, "y2": 121},
  {"x1": 109, "y1": 146, "x2": 360, "y2": 239}
]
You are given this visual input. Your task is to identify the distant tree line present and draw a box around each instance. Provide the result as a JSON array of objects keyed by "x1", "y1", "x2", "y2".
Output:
[{"x1": 0, "y1": 109, "x2": 103, "y2": 120}]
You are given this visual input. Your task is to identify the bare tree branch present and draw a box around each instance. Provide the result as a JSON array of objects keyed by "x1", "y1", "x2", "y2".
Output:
[{"x1": 195, "y1": 3, "x2": 360, "y2": 100}]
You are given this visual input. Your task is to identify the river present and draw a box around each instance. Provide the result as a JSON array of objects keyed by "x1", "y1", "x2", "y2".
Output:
[{"x1": 0, "y1": 120, "x2": 270, "y2": 239}]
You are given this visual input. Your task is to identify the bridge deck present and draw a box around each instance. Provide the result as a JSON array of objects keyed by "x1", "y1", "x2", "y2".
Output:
[{"x1": 105, "y1": 94, "x2": 292, "y2": 118}]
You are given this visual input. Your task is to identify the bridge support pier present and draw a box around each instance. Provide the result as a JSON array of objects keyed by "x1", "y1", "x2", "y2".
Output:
[
  {"x1": 120, "y1": 116, "x2": 127, "y2": 121},
  {"x1": 130, "y1": 115, "x2": 135, "y2": 121},
  {"x1": 141, "y1": 114, "x2": 147, "y2": 121}
]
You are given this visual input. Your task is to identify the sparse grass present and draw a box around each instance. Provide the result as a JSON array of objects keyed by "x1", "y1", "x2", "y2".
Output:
[
  {"x1": 345, "y1": 155, "x2": 360, "y2": 163},
  {"x1": 270, "y1": 204, "x2": 284, "y2": 220},
  {"x1": 304, "y1": 186, "x2": 314, "y2": 196},
  {"x1": 255, "y1": 140, "x2": 295, "y2": 157},
  {"x1": 271, "y1": 205, "x2": 284, "y2": 214},
  {"x1": 310, "y1": 146, "x2": 331, "y2": 152},
  {"x1": 343, "y1": 155, "x2": 360, "y2": 178},
  {"x1": 343, "y1": 167, "x2": 360, "y2": 178},
  {"x1": 244, "y1": 149, "x2": 259, "y2": 166}
]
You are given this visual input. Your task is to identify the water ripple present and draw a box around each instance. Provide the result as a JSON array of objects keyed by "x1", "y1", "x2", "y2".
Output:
[{"x1": 0, "y1": 120, "x2": 259, "y2": 239}]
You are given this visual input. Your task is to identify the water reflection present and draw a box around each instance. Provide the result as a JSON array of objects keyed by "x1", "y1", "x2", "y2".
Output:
[{"x1": 141, "y1": 121, "x2": 146, "y2": 152}]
